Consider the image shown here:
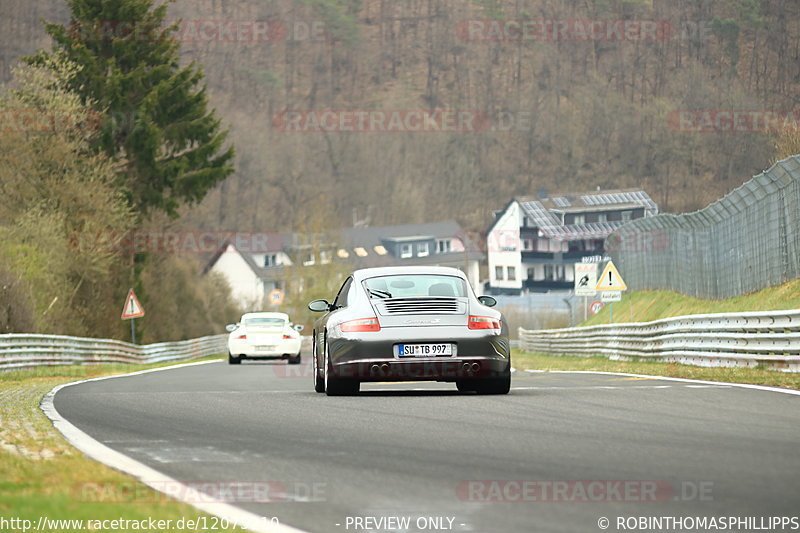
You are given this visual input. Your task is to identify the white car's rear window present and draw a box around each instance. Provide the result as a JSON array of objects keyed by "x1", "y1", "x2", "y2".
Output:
[{"x1": 245, "y1": 318, "x2": 286, "y2": 328}]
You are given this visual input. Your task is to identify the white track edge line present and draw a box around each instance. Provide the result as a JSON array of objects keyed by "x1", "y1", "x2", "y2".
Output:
[
  {"x1": 521, "y1": 369, "x2": 800, "y2": 396},
  {"x1": 40, "y1": 359, "x2": 310, "y2": 533}
]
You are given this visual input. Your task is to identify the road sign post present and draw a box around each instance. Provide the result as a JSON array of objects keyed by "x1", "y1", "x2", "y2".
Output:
[
  {"x1": 121, "y1": 288, "x2": 145, "y2": 344},
  {"x1": 574, "y1": 263, "x2": 598, "y2": 324}
]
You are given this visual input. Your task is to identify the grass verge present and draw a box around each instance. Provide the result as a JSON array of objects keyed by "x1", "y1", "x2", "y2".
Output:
[
  {"x1": 581, "y1": 277, "x2": 800, "y2": 326},
  {"x1": 513, "y1": 350, "x2": 800, "y2": 390},
  {"x1": 0, "y1": 356, "x2": 249, "y2": 533}
]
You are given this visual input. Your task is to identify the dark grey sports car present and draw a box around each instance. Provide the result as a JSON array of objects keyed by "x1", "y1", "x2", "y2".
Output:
[{"x1": 308, "y1": 266, "x2": 511, "y2": 395}]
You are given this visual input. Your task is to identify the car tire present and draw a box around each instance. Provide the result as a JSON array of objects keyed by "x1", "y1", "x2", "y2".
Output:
[
  {"x1": 228, "y1": 353, "x2": 241, "y2": 365},
  {"x1": 326, "y1": 378, "x2": 359, "y2": 396},
  {"x1": 288, "y1": 353, "x2": 301, "y2": 365},
  {"x1": 455, "y1": 380, "x2": 478, "y2": 392},
  {"x1": 474, "y1": 369, "x2": 511, "y2": 395},
  {"x1": 313, "y1": 334, "x2": 325, "y2": 393},
  {"x1": 324, "y1": 340, "x2": 358, "y2": 396}
]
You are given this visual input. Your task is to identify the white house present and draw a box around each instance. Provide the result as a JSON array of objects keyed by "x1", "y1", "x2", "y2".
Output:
[
  {"x1": 486, "y1": 188, "x2": 658, "y2": 294},
  {"x1": 205, "y1": 221, "x2": 485, "y2": 309}
]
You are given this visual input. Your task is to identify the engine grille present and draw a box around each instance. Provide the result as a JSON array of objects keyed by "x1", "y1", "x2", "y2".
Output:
[{"x1": 376, "y1": 297, "x2": 464, "y2": 315}]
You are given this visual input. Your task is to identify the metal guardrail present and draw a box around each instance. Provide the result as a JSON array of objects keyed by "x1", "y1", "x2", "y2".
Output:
[
  {"x1": 0, "y1": 333, "x2": 228, "y2": 371},
  {"x1": 518, "y1": 309, "x2": 800, "y2": 372}
]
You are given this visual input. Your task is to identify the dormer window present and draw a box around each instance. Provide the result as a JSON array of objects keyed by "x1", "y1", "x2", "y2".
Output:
[
  {"x1": 264, "y1": 254, "x2": 277, "y2": 267},
  {"x1": 417, "y1": 242, "x2": 429, "y2": 257},
  {"x1": 436, "y1": 239, "x2": 451, "y2": 253},
  {"x1": 400, "y1": 243, "x2": 413, "y2": 258}
]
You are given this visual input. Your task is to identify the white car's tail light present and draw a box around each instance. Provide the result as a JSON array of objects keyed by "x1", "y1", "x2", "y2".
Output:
[
  {"x1": 339, "y1": 317, "x2": 381, "y2": 332},
  {"x1": 468, "y1": 315, "x2": 501, "y2": 330}
]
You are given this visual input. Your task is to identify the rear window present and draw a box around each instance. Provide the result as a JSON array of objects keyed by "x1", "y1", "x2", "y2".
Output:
[
  {"x1": 363, "y1": 275, "x2": 467, "y2": 298},
  {"x1": 245, "y1": 317, "x2": 286, "y2": 328}
]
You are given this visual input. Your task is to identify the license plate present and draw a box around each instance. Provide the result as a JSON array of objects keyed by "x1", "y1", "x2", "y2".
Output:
[
  {"x1": 255, "y1": 345, "x2": 276, "y2": 351},
  {"x1": 395, "y1": 343, "x2": 452, "y2": 357}
]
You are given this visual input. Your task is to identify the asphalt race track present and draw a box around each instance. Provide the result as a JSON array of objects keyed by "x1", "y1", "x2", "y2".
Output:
[{"x1": 53, "y1": 359, "x2": 800, "y2": 533}]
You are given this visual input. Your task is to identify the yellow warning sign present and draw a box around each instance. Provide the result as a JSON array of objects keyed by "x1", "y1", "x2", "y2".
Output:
[{"x1": 595, "y1": 261, "x2": 627, "y2": 291}]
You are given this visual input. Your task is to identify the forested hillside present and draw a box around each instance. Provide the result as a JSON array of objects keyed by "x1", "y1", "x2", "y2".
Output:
[{"x1": 3, "y1": 0, "x2": 799, "y2": 233}]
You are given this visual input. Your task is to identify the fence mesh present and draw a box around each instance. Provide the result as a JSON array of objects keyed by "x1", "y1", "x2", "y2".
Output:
[{"x1": 606, "y1": 154, "x2": 800, "y2": 299}]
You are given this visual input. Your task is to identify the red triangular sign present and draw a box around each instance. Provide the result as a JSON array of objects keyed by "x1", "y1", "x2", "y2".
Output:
[{"x1": 121, "y1": 289, "x2": 145, "y2": 319}]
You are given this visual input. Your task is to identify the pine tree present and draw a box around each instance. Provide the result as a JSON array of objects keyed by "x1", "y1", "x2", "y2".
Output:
[{"x1": 28, "y1": 0, "x2": 235, "y2": 217}]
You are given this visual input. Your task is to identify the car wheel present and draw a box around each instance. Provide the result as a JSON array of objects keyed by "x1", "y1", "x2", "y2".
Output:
[
  {"x1": 455, "y1": 380, "x2": 478, "y2": 392},
  {"x1": 288, "y1": 353, "x2": 301, "y2": 365},
  {"x1": 228, "y1": 353, "x2": 241, "y2": 365},
  {"x1": 313, "y1": 334, "x2": 325, "y2": 393},
  {"x1": 324, "y1": 343, "x2": 358, "y2": 396},
  {"x1": 474, "y1": 368, "x2": 511, "y2": 395}
]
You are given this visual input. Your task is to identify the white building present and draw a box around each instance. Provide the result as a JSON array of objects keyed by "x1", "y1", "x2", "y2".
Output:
[{"x1": 486, "y1": 189, "x2": 658, "y2": 295}]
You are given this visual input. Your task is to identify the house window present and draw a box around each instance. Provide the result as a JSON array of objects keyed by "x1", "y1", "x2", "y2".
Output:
[
  {"x1": 544, "y1": 264, "x2": 555, "y2": 280},
  {"x1": 320, "y1": 250, "x2": 331, "y2": 264},
  {"x1": 598, "y1": 213, "x2": 608, "y2": 223},
  {"x1": 527, "y1": 267, "x2": 536, "y2": 280},
  {"x1": 303, "y1": 251, "x2": 314, "y2": 266},
  {"x1": 621, "y1": 210, "x2": 632, "y2": 222},
  {"x1": 264, "y1": 254, "x2": 277, "y2": 267},
  {"x1": 417, "y1": 242, "x2": 429, "y2": 257},
  {"x1": 573, "y1": 214, "x2": 585, "y2": 224},
  {"x1": 436, "y1": 239, "x2": 451, "y2": 253},
  {"x1": 495, "y1": 266, "x2": 504, "y2": 280},
  {"x1": 522, "y1": 216, "x2": 530, "y2": 227},
  {"x1": 400, "y1": 243, "x2": 413, "y2": 258},
  {"x1": 507, "y1": 266, "x2": 516, "y2": 281},
  {"x1": 521, "y1": 238, "x2": 534, "y2": 251}
]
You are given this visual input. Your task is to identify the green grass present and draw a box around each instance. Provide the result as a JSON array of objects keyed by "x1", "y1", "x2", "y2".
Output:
[
  {"x1": 513, "y1": 351, "x2": 800, "y2": 390},
  {"x1": 516, "y1": 278, "x2": 800, "y2": 388},
  {"x1": 580, "y1": 277, "x2": 800, "y2": 326},
  {"x1": 0, "y1": 356, "x2": 249, "y2": 533}
]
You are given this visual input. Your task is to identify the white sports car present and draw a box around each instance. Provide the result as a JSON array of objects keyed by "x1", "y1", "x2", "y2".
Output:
[{"x1": 226, "y1": 312, "x2": 303, "y2": 365}]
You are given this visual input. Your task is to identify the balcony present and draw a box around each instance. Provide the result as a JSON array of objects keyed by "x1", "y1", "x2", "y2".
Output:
[{"x1": 523, "y1": 279, "x2": 572, "y2": 292}]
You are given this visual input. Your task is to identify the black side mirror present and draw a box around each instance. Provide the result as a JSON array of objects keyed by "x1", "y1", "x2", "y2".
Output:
[
  {"x1": 308, "y1": 299, "x2": 332, "y2": 312},
  {"x1": 478, "y1": 295, "x2": 497, "y2": 307}
]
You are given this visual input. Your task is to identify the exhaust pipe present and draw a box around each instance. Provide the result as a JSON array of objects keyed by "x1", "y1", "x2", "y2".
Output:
[
  {"x1": 471, "y1": 362, "x2": 481, "y2": 373},
  {"x1": 371, "y1": 364, "x2": 391, "y2": 377}
]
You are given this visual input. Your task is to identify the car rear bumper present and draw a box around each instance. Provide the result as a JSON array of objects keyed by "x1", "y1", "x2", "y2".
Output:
[
  {"x1": 228, "y1": 339, "x2": 302, "y2": 357},
  {"x1": 332, "y1": 357, "x2": 510, "y2": 382},
  {"x1": 326, "y1": 326, "x2": 510, "y2": 382}
]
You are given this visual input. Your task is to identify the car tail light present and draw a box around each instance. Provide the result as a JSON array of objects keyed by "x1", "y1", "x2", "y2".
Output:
[
  {"x1": 283, "y1": 334, "x2": 292, "y2": 339},
  {"x1": 468, "y1": 315, "x2": 501, "y2": 330},
  {"x1": 237, "y1": 334, "x2": 247, "y2": 339},
  {"x1": 339, "y1": 317, "x2": 381, "y2": 332}
]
